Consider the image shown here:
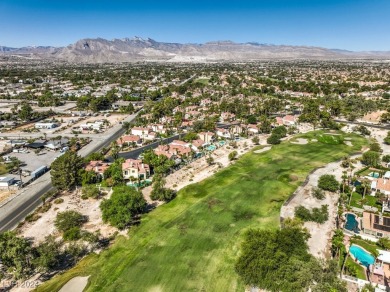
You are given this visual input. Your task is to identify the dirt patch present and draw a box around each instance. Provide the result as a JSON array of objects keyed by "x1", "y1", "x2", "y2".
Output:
[
  {"x1": 281, "y1": 155, "x2": 361, "y2": 259},
  {"x1": 362, "y1": 110, "x2": 386, "y2": 123},
  {"x1": 20, "y1": 189, "x2": 120, "y2": 244},
  {"x1": 59, "y1": 276, "x2": 90, "y2": 292},
  {"x1": 290, "y1": 138, "x2": 308, "y2": 145},
  {"x1": 0, "y1": 189, "x2": 17, "y2": 204}
]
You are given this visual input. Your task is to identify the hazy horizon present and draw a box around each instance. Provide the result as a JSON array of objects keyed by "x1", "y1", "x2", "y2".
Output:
[{"x1": 1, "y1": 0, "x2": 389, "y2": 51}]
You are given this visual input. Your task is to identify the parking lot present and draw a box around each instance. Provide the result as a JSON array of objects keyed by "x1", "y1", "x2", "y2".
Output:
[{"x1": 3, "y1": 149, "x2": 58, "y2": 183}]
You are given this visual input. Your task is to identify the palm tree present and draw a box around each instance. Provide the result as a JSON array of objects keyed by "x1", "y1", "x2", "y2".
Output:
[
  {"x1": 342, "y1": 171, "x2": 348, "y2": 194},
  {"x1": 362, "y1": 178, "x2": 371, "y2": 199}
]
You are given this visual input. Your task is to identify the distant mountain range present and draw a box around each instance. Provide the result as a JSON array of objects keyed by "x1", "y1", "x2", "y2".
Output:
[{"x1": 1, "y1": 37, "x2": 390, "y2": 62}]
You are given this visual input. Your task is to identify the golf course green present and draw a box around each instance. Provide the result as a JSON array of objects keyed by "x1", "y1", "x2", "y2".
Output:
[{"x1": 36, "y1": 131, "x2": 367, "y2": 292}]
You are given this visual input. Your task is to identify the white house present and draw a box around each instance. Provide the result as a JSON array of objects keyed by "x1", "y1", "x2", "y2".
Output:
[
  {"x1": 0, "y1": 177, "x2": 15, "y2": 188},
  {"x1": 35, "y1": 122, "x2": 58, "y2": 129}
]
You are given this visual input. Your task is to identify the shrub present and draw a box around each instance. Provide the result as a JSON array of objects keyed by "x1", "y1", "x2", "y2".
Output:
[
  {"x1": 53, "y1": 198, "x2": 64, "y2": 204},
  {"x1": 361, "y1": 151, "x2": 380, "y2": 167},
  {"x1": 37, "y1": 203, "x2": 52, "y2": 213},
  {"x1": 228, "y1": 150, "x2": 238, "y2": 161},
  {"x1": 295, "y1": 205, "x2": 329, "y2": 224},
  {"x1": 54, "y1": 210, "x2": 86, "y2": 233},
  {"x1": 312, "y1": 187, "x2": 325, "y2": 200},
  {"x1": 82, "y1": 185, "x2": 101, "y2": 199},
  {"x1": 267, "y1": 134, "x2": 281, "y2": 145},
  {"x1": 370, "y1": 142, "x2": 382, "y2": 152},
  {"x1": 100, "y1": 185, "x2": 146, "y2": 229},
  {"x1": 383, "y1": 155, "x2": 390, "y2": 163},
  {"x1": 318, "y1": 175, "x2": 339, "y2": 192},
  {"x1": 25, "y1": 213, "x2": 41, "y2": 222},
  {"x1": 63, "y1": 227, "x2": 82, "y2": 241},
  {"x1": 272, "y1": 126, "x2": 287, "y2": 138},
  {"x1": 377, "y1": 237, "x2": 390, "y2": 250}
]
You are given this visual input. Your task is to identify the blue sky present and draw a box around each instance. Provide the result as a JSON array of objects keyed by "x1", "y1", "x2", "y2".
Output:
[{"x1": 1, "y1": 0, "x2": 389, "y2": 51}]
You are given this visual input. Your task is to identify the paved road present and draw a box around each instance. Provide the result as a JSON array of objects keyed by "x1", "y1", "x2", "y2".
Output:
[
  {"x1": 114, "y1": 134, "x2": 181, "y2": 161},
  {"x1": 334, "y1": 119, "x2": 390, "y2": 130},
  {"x1": 113, "y1": 123, "x2": 231, "y2": 161},
  {"x1": 0, "y1": 113, "x2": 139, "y2": 232}
]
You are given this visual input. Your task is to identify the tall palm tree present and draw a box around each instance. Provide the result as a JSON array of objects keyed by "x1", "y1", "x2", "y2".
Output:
[
  {"x1": 362, "y1": 178, "x2": 371, "y2": 199},
  {"x1": 342, "y1": 171, "x2": 348, "y2": 194}
]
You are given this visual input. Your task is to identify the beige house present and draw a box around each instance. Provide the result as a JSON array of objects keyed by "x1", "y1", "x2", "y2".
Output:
[{"x1": 122, "y1": 159, "x2": 150, "y2": 180}]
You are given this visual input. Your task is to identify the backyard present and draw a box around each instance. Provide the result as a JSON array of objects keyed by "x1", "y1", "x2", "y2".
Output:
[
  {"x1": 36, "y1": 131, "x2": 367, "y2": 292},
  {"x1": 349, "y1": 192, "x2": 382, "y2": 209}
]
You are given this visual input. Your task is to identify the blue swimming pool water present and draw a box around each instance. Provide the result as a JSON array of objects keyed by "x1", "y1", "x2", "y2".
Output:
[
  {"x1": 345, "y1": 213, "x2": 359, "y2": 233},
  {"x1": 207, "y1": 145, "x2": 216, "y2": 151},
  {"x1": 369, "y1": 172, "x2": 380, "y2": 178},
  {"x1": 349, "y1": 245, "x2": 375, "y2": 267}
]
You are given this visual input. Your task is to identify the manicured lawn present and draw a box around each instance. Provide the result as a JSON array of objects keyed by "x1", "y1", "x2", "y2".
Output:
[
  {"x1": 37, "y1": 131, "x2": 367, "y2": 292},
  {"x1": 350, "y1": 192, "x2": 381, "y2": 209},
  {"x1": 346, "y1": 256, "x2": 366, "y2": 279},
  {"x1": 194, "y1": 78, "x2": 210, "y2": 85}
]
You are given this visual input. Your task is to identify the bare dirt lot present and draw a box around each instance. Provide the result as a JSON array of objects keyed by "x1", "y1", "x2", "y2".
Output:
[
  {"x1": 0, "y1": 188, "x2": 16, "y2": 204},
  {"x1": 19, "y1": 189, "x2": 120, "y2": 245},
  {"x1": 280, "y1": 156, "x2": 360, "y2": 259}
]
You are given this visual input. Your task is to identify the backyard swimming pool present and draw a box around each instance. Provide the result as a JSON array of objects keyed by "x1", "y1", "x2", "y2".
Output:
[
  {"x1": 345, "y1": 213, "x2": 359, "y2": 233},
  {"x1": 206, "y1": 145, "x2": 216, "y2": 151},
  {"x1": 369, "y1": 172, "x2": 380, "y2": 178},
  {"x1": 349, "y1": 245, "x2": 375, "y2": 267}
]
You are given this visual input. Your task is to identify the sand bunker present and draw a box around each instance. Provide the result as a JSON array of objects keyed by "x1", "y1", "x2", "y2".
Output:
[
  {"x1": 291, "y1": 138, "x2": 308, "y2": 145},
  {"x1": 254, "y1": 146, "x2": 272, "y2": 153},
  {"x1": 311, "y1": 139, "x2": 318, "y2": 142},
  {"x1": 59, "y1": 276, "x2": 90, "y2": 292},
  {"x1": 344, "y1": 141, "x2": 353, "y2": 146}
]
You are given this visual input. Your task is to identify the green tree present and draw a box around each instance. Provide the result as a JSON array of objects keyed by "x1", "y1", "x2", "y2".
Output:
[
  {"x1": 54, "y1": 210, "x2": 86, "y2": 233},
  {"x1": 267, "y1": 134, "x2": 281, "y2": 145},
  {"x1": 383, "y1": 155, "x2": 390, "y2": 163},
  {"x1": 252, "y1": 136, "x2": 260, "y2": 145},
  {"x1": 258, "y1": 115, "x2": 272, "y2": 134},
  {"x1": 104, "y1": 158, "x2": 124, "y2": 186},
  {"x1": 100, "y1": 185, "x2": 147, "y2": 229},
  {"x1": 18, "y1": 102, "x2": 33, "y2": 121},
  {"x1": 0, "y1": 231, "x2": 36, "y2": 279},
  {"x1": 361, "y1": 151, "x2": 380, "y2": 167},
  {"x1": 318, "y1": 175, "x2": 339, "y2": 192},
  {"x1": 206, "y1": 155, "x2": 214, "y2": 165},
  {"x1": 51, "y1": 151, "x2": 84, "y2": 191},
  {"x1": 272, "y1": 126, "x2": 287, "y2": 138},
  {"x1": 228, "y1": 150, "x2": 238, "y2": 161},
  {"x1": 369, "y1": 142, "x2": 382, "y2": 152},
  {"x1": 183, "y1": 132, "x2": 199, "y2": 142},
  {"x1": 150, "y1": 174, "x2": 176, "y2": 202},
  {"x1": 34, "y1": 235, "x2": 63, "y2": 272}
]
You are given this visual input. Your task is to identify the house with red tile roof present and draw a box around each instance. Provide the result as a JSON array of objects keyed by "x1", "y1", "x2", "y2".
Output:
[
  {"x1": 371, "y1": 178, "x2": 390, "y2": 195},
  {"x1": 85, "y1": 160, "x2": 110, "y2": 178},
  {"x1": 216, "y1": 128, "x2": 230, "y2": 139},
  {"x1": 116, "y1": 135, "x2": 142, "y2": 147},
  {"x1": 198, "y1": 132, "x2": 215, "y2": 144},
  {"x1": 191, "y1": 139, "x2": 206, "y2": 152},
  {"x1": 247, "y1": 124, "x2": 259, "y2": 135},
  {"x1": 122, "y1": 159, "x2": 150, "y2": 180},
  {"x1": 154, "y1": 141, "x2": 193, "y2": 159}
]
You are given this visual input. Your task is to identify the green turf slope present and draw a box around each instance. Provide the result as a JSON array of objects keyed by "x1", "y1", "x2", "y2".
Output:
[{"x1": 36, "y1": 131, "x2": 367, "y2": 292}]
